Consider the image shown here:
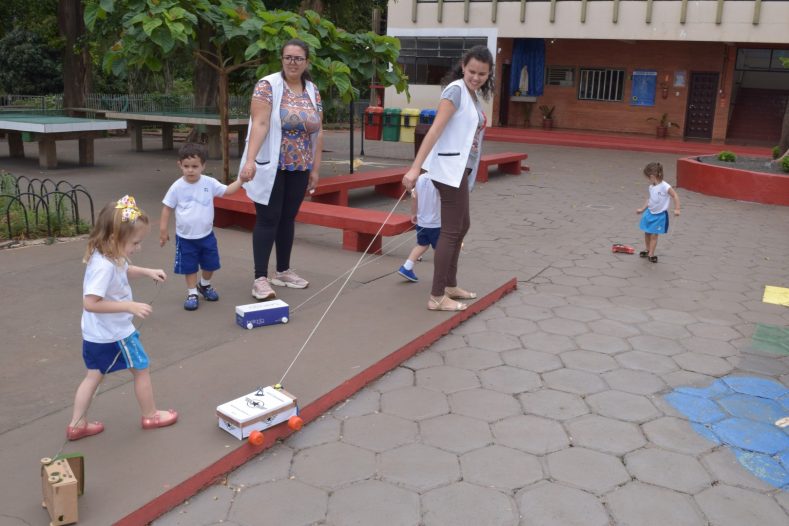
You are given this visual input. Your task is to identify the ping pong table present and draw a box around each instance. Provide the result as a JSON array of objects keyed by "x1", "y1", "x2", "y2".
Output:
[
  {"x1": 103, "y1": 111, "x2": 248, "y2": 159},
  {"x1": 0, "y1": 112, "x2": 127, "y2": 169}
]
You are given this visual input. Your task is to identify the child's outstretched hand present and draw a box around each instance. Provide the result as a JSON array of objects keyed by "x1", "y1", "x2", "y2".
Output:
[
  {"x1": 673, "y1": 208, "x2": 681, "y2": 216},
  {"x1": 129, "y1": 301, "x2": 153, "y2": 319},
  {"x1": 148, "y1": 268, "x2": 167, "y2": 283}
]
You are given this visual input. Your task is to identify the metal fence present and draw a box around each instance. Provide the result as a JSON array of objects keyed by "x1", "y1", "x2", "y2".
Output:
[{"x1": 0, "y1": 173, "x2": 94, "y2": 240}]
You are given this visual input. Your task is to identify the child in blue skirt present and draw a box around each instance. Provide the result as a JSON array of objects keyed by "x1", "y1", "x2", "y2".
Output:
[{"x1": 636, "y1": 162, "x2": 681, "y2": 263}]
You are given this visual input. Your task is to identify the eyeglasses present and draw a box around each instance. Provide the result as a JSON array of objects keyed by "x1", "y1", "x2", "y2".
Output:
[{"x1": 282, "y1": 55, "x2": 306, "y2": 64}]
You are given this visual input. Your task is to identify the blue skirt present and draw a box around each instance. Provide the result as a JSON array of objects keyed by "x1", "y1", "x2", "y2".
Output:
[{"x1": 639, "y1": 209, "x2": 669, "y2": 234}]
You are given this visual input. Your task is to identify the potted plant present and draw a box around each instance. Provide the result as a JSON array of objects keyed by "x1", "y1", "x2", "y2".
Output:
[
  {"x1": 539, "y1": 105, "x2": 555, "y2": 130},
  {"x1": 647, "y1": 113, "x2": 680, "y2": 138}
]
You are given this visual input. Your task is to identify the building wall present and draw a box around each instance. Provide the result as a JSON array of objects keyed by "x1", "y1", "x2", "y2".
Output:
[{"x1": 391, "y1": 1, "x2": 789, "y2": 44}]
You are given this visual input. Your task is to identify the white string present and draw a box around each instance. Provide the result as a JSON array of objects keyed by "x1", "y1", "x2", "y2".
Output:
[{"x1": 278, "y1": 190, "x2": 409, "y2": 385}]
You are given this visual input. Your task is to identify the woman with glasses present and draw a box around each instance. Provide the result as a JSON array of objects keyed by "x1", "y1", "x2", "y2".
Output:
[{"x1": 239, "y1": 39, "x2": 323, "y2": 301}]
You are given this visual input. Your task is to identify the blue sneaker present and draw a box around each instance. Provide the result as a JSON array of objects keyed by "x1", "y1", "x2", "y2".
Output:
[
  {"x1": 184, "y1": 294, "x2": 199, "y2": 311},
  {"x1": 197, "y1": 283, "x2": 219, "y2": 301},
  {"x1": 397, "y1": 265, "x2": 418, "y2": 282}
]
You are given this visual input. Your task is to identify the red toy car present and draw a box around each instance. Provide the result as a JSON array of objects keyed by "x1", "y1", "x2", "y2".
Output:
[{"x1": 612, "y1": 244, "x2": 635, "y2": 254}]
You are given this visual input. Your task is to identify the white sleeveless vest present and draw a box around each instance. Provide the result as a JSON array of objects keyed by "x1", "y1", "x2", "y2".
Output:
[{"x1": 239, "y1": 72, "x2": 319, "y2": 205}]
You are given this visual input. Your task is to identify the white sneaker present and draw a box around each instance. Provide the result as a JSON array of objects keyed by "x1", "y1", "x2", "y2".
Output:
[
  {"x1": 270, "y1": 269, "x2": 309, "y2": 289},
  {"x1": 252, "y1": 277, "x2": 276, "y2": 300}
]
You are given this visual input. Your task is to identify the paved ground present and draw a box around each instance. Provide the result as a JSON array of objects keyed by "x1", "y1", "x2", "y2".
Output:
[{"x1": 2, "y1": 130, "x2": 789, "y2": 525}]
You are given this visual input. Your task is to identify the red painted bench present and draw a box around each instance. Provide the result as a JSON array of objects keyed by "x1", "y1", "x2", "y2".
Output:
[
  {"x1": 214, "y1": 191, "x2": 412, "y2": 254},
  {"x1": 311, "y1": 166, "x2": 408, "y2": 206},
  {"x1": 476, "y1": 152, "x2": 529, "y2": 183}
]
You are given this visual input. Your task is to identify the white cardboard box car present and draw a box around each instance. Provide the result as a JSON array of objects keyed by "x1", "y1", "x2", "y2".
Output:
[
  {"x1": 235, "y1": 300, "x2": 290, "y2": 329},
  {"x1": 216, "y1": 385, "x2": 298, "y2": 440}
]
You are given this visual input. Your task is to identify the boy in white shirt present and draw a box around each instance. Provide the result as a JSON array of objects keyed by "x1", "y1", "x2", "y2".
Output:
[
  {"x1": 397, "y1": 173, "x2": 441, "y2": 282},
  {"x1": 160, "y1": 143, "x2": 248, "y2": 310}
]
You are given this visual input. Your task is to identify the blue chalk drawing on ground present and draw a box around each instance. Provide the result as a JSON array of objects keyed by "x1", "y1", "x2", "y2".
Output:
[{"x1": 665, "y1": 375, "x2": 789, "y2": 489}]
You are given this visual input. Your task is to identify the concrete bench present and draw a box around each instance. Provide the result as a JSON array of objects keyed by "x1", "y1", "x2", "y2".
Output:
[
  {"x1": 311, "y1": 166, "x2": 408, "y2": 206},
  {"x1": 476, "y1": 152, "x2": 529, "y2": 183},
  {"x1": 214, "y1": 191, "x2": 412, "y2": 254}
]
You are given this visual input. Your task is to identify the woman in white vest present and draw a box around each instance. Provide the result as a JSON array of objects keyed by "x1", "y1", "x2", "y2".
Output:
[
  {"x1": 239, "y1": 39, "x2": 323, "y2": 301},
  {"x1": 402, "y1": 45, "x2": 494, "y2": 311}
]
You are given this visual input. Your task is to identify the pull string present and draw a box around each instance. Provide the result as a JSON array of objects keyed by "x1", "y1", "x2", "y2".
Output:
[
  {"x1": 48, "y1": 281, "x2": 163, "y2": 462},
  {"x1": 278, "y1": 190, "x2": 409, "y2": 385},
  {"x1": 291, "y1": 227, "x2": 417, "y2": 313}
]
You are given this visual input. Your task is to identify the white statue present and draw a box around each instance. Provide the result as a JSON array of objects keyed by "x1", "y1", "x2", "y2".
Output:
[{"x1": 519, "y1": 65, "x2": 529, "y2": 95}]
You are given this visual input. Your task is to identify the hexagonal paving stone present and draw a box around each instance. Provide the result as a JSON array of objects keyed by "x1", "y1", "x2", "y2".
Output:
[
  {"x1": 575, "y1": 332, "x2": 631, "y2": 354},
  {"x1": 606, "y1": 482, "x2": 706, "y2": 526},
  {"x1": 379, "y1": 443, "x2": 460, "y2": 491},
  {"x1": 505, "y1": 304, "x2": 554, "y2": 321},
  {"x1": 370, "y1": 367, "x2": 414, "y2": 392},
  {"x1": 285, "y1": 415, "x2": 341, "y2": 450},
  {"x1": 229, "y1": 479, "x2": 328, "y2": 525},
  {"x1": 616, "y1": 350, "x2": 678, "y2": 375},
  {"x1": 565, "y1": 415, "x2": 646, "y2": 455},
  {"x1": 381, "y1": 386, "x2": 450, "y2": 421},
  {"x1": 331, "y1": 390, "x2": 381, "y2": 420},
  {"x1": 649, "y1": 308, "x2": 698, "y2": 325},
  {"x1": 695, "y1": 485, "x2": 789, "y2": 526},
  {"x1": 444, "y1": 347, "x2": 504, "y2": 370},
  {"x1": 403, "y1": 350, "x2": 444, "y2": 369},
  {"x1": 479, "y1": 365, "x2": 541, "y2": 394},
  {"x1": 586, "y1": 390, "x2": 661, "y2": 422},
  {"x1": 642, "y1": 417, "x2": 717, "y2": 455},
  {"x1": 673, "y1": 352, "x2": 734, "y2": 376},
  {"x1": 492, "y1": 414, "x2": 569, "y2": 455},
  {"x1": 519, "y1": 389, "x2": 589, "y2": 420},
  {"x1": 292, "y1": 442, "x2": 375, "y2": 489},
  {"x1": 515, "y1": 482, "x2": 609, "y2": 526},
  {"x1": 538, "y1": 317, "x2": 589, "y2": 337},
  {"x1": 422, "y1": 482, "x2": 518, "y2": 526},
  {"x1": 553, "y1": 305, "x2": 602, "y2": 322},
  {"x1": 543, "y1": 368, "x2": 608, "y2": 395},
  {"x1": 420, "y1": 413, "x2": 493, "y2": 454},
  {"x1": 687, "y1": 322, "x2": 743, "y2": 341},
  {"x1": 546, "y1": 447, "x2": 630, "y2": 494},
  {"x1": 624, "y1": 448, "x2": 712, "y2": 493},
  {"x1": 416, "y1": 366, "x2": 481, "y2": 394},
  {"x1": 327, "y1": 480, "x2": 419, "y2": 526},
  {"x1": 156, "y1": 484, "x2": 233, "y2": 526},
  {"x1": 596, "y1": 305, "x2": 650, "y2": 323},
  {"x1": 229, "y1": 444, "x2": 293, "y2": 486},
  {"x1": 466, "y1": 331, "x2": 523, "y2": 352},
  {"x1": 502, "y1": 349, "x2": 563, "y2": 372},
  {"x1": 589, "y1": 319, "x2": 641, "y2": 338},
  {"x1": 628, "y1": 335, "x2": 686, "y2": 356},
  {"x1": 640, "y1": 321, "x2": 692, "y2": 340},
  {"x1": 486, "y1": 316, "x2": 539, "y2": 335},
  {"x1": 711, "y1": 417, "x2": 789, "y2": 455},
  {"x1": 461, "y1": 445, "x2": 543, "y2": 491},
  {"x1": 681, "y1": 337, "x2": 739, "y2": 358},
  {"x1": 520, "y1": 332, "x2": 577, "y2": 354},
  {"x1": 343, "y1": 413, "x2": 418, "y2": 452},
  {"x1": 602, "y1": 368, "x2": 666, "y2": 395},
  {"x1": 449, "y1": 388, "x2": 521, "y2": 422},
  {"x1": 700, "y1": 449, "x2": 775, "y2": 492},
  {"x1": 522, "y1": 293, "x2": 569, "y2": 308},
  {"x1": 560, "y1": 351, "x2": 619, "y2": 373}
]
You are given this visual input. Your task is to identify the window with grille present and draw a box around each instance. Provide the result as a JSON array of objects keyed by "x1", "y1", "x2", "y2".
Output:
[
  {"x1": 578, "y1": 68, "x2": 625, "y2": 102},
  {"x1": 398, "y1": 36, "x2": 488, "y2": 85},
  {"x1": 546, "y1": 66, "x2": 574, "y2": 87}
]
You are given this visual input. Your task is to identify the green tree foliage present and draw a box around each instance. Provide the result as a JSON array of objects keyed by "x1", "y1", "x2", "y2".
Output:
[{"x1": 0, "y1": 28, "x2": 63, "y2": 95}]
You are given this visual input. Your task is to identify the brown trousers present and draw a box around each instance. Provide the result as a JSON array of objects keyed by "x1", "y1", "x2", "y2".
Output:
[{"x1": 431, "y1": 169, "x2": 471, "y2": 297}]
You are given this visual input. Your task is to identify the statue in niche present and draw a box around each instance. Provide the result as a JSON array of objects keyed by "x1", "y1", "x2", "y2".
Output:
[{"x1": 519, "y1": 65, "x2": 529, "y2": 96}]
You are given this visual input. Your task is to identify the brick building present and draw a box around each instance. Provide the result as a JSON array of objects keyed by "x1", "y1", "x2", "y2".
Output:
[{"x1": 384, "y1": 0, "x2": 789, "y2": 144}]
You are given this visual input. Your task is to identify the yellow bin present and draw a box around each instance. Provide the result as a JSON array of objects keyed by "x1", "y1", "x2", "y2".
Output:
[{"x1": 399, "y1": 108, "x2": 421, "y2": 143}]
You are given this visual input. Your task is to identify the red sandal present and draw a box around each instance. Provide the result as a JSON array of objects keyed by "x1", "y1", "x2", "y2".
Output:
[
  {"x1": 66, "y1": 420, "x2": 104, "y2": 441},
  {"x1": 141, "y1": 409, "x2": 178, "y2": 430}
]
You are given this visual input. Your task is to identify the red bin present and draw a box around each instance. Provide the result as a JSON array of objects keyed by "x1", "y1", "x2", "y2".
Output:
[{"x1": 364, "y1": 106, "x2": 384, "y2": 140}]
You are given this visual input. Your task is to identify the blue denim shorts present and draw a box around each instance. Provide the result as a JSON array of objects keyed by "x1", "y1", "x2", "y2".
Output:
[{"x1": 83, "y1": 331, "x2": 149, "y2": 372}]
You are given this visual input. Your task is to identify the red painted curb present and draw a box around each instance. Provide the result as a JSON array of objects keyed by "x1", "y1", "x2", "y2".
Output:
[
  {"x1": 114, "y1": 278, "x2": 519, "y2": 526},
  {"x1": 677, "y1": 157, "x2": 789, "y2": 206}
]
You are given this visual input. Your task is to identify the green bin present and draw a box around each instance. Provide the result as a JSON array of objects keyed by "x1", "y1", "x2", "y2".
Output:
[
  {"x1": 399, "y1": 108, "x2": 420, "y2": 143},
  {"x1": 382, "y1": 108, "x2": 401, "y2": 142}
]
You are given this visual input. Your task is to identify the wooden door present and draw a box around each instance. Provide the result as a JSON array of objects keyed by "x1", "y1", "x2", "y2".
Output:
[
  {"x1": 500, "y1": 63, "x2": 511, "y2": 126},
  {"x1": 684, "y1": 72, "x2": 719, "y2": 139}
]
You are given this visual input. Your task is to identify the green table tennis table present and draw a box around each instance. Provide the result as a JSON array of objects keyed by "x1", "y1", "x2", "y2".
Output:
[
  {"x1": 103, "y1": 111, "x2": 248, "y2": 159},
  {"x1": 0, "y1": 112, "x2": 127, "y2": 169}
]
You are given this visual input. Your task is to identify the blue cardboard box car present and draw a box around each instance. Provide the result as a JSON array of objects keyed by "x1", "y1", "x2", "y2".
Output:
[{"x1": 235, "y1": 300, "x2": 289, "y2": 329}]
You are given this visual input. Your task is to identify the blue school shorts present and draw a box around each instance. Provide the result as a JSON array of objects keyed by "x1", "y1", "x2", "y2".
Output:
[
  {"x1": 416, "y1": 226, "x2": 441, "y2": 249},
  {"x1": 639, "y1": 209, "x2": 669, "y2": 235},
  {"x1": 83, "y1": 331, "x2": 149, "y2": 372},
  {"x1": 174, "y1": 232, "x2": 220, "y2": 275}
]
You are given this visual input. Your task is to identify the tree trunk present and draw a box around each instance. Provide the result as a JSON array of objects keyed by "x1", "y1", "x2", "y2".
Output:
[
  {"x1": 57, "y1": 0, "x2": 91, "y2": 109},
  {"x1": 218, "y1": 69, "x2": 230, "y2": 183},
  {"x1": 188, "y1": 21, "x2": 220, "y2": 143}
]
